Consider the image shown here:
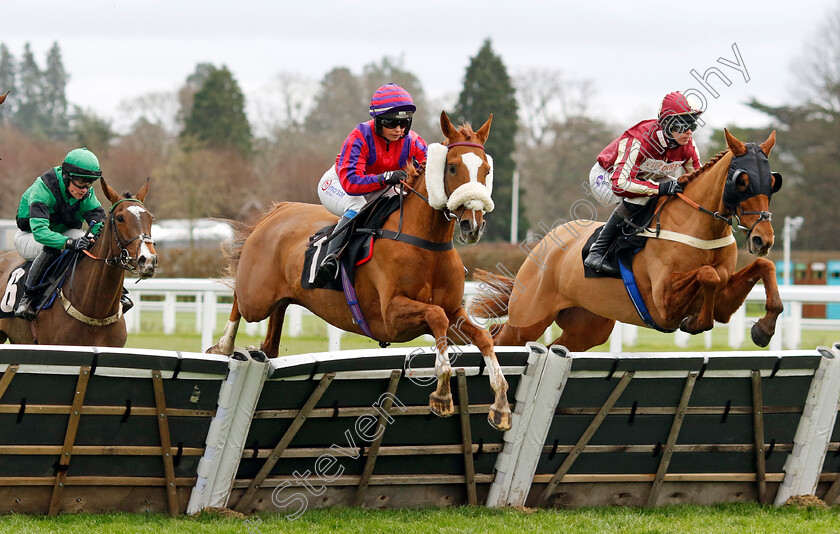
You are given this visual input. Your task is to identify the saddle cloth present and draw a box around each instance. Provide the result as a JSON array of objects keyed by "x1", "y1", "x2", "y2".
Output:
[
  {"x1": 301, "y1": 195, "x2": 402, "y2": 291},
  {"x1": 582, "y1": 202, "x2": 657, "y2": 280},
  {"x1": 0, "y1": 251, "x2": 76, "y2": 318}
]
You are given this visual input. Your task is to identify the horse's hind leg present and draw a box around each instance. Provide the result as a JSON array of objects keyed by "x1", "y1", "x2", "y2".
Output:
[
  {"x1": 259, "y1": 302, "x2": 288, "y2": 359},
  {"x1": 492, "y1": 315, "x2": 556, "y2": 346},
  {"x1": 554, "y1": 307, "x2": 615, "y2": 351},
  {"x1": 207, "y1": 296, "x2": 242, "y2": 355}
]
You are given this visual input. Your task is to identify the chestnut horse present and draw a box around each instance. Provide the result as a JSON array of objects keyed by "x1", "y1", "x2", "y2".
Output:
[
  {"x1": 473, "y1": 129, "x2": 783, "y2": 351},
  {"x1": 208, "y1": 112, "x2": 511, "y2": 430},
  {"x1": 0, "y1": 179, "x2": 157, "y2": 346}
]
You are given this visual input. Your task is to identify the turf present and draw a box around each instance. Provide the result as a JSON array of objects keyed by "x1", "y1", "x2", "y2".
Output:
[{"x1": 1, "y1": 504, "x2": 839, "y2": 534}]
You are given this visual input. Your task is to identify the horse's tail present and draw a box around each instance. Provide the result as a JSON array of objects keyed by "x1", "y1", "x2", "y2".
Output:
[
  {"x1": 471, "y1": 269, "x2": 515, "y2": 318},
  {"x1": 218, "y1": 202, "x2": 288, "y2": 284},
  {"x1": 217, "y1": 218, "x2": 255, "y2": 283}
]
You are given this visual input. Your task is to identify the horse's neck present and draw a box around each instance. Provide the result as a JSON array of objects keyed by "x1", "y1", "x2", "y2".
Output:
[
  {"x1": 661, "y1": 153, "x2": 733, "y2": 238},
  {"x1": 67, "y1": 224, "x2": 124, "y2": 313},
  {"x1": 395, "y1": 174, "x2": 455, "y2": 242}
]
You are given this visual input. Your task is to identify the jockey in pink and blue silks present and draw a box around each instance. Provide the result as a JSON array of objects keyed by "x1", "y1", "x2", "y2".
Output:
[{"x1": 314, "y1": 83, "x2": 428, "y2": 285}]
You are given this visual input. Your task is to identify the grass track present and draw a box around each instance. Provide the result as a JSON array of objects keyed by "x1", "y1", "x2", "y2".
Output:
[{"x1": 2, "y1": 504, "x2": 840, "y2": 533}]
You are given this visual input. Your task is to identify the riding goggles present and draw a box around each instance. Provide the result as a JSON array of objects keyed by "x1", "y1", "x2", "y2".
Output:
[
  {"x1": 380, "y1": 117, "x2": 411, "y2": 129},
  {"x1": 668, "y1": 117, "x2": 698, "y2": 133},
  {"x1": 69, "y1": 177, "x2": 95, "y2": 190}
]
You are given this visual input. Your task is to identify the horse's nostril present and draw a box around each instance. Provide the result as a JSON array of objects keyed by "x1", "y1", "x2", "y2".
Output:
[
  {"x1": 752, "y1": 236, "x2": 764, "y2": 250},
  {"x1": 460, "y1": 220, "x2": 473, "y2": 233}
]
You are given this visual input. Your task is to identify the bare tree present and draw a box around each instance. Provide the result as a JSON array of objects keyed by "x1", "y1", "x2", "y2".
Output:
[
  {"x1": 117, "y1": 91, "x2": 181, "y2": 136},
  {"x1": 252, "y1": 72, "x2": 316, "y2": 140}
]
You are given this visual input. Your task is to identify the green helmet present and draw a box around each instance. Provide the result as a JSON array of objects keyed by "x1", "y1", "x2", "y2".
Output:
[{"x1": 61, "y1": 148, "x2": 102, "y2": 183}]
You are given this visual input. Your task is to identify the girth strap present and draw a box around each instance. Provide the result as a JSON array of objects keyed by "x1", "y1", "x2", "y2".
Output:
[
  {"x1": 639, "y1": 228, "x2": 736, "y2": 250},
  {"x1": 357, "y1": 228, "x2": 454, "y2": 252}
]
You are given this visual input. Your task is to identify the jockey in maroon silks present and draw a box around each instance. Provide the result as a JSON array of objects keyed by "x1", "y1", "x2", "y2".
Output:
[
  {"x1": 584, "y1": 91, "x2": 703, "y2": 275},
  {"x1": 314, "y1": 83, "x2": 427, "y2": 285}
]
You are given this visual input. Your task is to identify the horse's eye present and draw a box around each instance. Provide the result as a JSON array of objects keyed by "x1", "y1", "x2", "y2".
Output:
[
  {"x1": 116, "y1": 214, "x2": 125, "y2": 223},
  {"x1": 447, "y1": 164, "x2": 457, "y2": 174}
]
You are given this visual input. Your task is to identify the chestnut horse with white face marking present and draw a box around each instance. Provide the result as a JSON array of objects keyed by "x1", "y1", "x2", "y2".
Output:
[
  {"x1": 474, "y1": 129, "x2": 783, "y2": 351},
  {"x1": 0, "y1": 179, "x2": 157, "y2": 346},
  {"x1": 208, "y1": 112, "x2": 511, "y2": 431}
]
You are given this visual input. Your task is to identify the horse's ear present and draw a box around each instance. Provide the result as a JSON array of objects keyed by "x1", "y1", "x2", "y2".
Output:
[
  {"x1": 771, "y1": 172, "x2": 783, "y2": 193},
  {"x1": 759, "y1": 130, "x2": 777, "y2": 156},
  {"x1": 724, "y1": 128, "x2": 747, "y2": 156},
  {"x1": 476, "y1": 114, "x2": 493, "y2": 145},
  {"x1": 440, "y1": 110, "x2": 456, "y2": 141},
  {"x1": 99, "y1": 177, "x2": 119, "y2": 204},
  {"x1": 0, "y1": 91, "x2": 8, "y2": 106},
  {"x1": 136, "y1": 177, "x2": 150, "y2": 203}
]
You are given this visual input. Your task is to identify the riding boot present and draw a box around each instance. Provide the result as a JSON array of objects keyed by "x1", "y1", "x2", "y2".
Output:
[
  {"x1": 313, "y1": 211, "x2": 356, "y2": 287},
  {"x1": 14, "y1": 248, "x2": 59, "y2": 320},
  {"x1": 583, "y1": 204, "x2": 630, "y2": 276},
  {"x1": 120, "y1": 287, "x2": 134, "y2": 314}
]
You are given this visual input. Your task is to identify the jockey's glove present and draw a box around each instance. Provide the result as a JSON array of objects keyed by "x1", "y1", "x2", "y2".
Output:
[
  {"x1": 658, "y1": 179, "x2": 683, "y2": 196},
  {"x1": 65, "y1": 236, "x2": 91, "y2": 251},
  {"x1": 378, "y1": 170, "x2": 407, "y2": 186}
]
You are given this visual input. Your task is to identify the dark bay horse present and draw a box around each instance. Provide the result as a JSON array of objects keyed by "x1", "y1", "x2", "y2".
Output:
[
  {"x1": 208, "y1": 111, "x2": 511, "y2": 430},
  {"x1": 474, "y1": 129, "x2": 783, "y2": 351},
  {"x1": 0, "y1": 178, "x2": 157, "y2": 346}
]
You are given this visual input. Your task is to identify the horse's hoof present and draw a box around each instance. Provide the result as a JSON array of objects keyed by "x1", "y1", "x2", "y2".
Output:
[
  {"x1": 679, "y1": 317, "x2": 697, "y2": 334},
  {"x1": 488, "y1": 408, "x2": 512, "y2": 431},
  {"x1": 429, "y1": 392, "x2": 454, "y2": 418},
  {"x1": 205, "y1": 344, "x2": 229, "y2": 355},
  {"x1": 750, "y1": 323, "x2": 773, "y2": 347}
]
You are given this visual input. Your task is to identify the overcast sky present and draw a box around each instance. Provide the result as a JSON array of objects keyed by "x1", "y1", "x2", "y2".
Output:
[{"x1": 3, "y1": 0, "x2": 836, "y2": 138}]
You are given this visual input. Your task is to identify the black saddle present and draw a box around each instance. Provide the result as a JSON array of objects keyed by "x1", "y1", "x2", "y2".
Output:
[
  {"x1": 582, "y1": 201, "x2": 658, "y2": 279},
  {"x1": 301, "y1": 195, "x2": 402, "y2": 291}
]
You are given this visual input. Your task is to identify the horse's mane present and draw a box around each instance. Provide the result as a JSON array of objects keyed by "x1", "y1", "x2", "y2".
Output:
[{"x1": 678, "y1": 149, "x2": 730, "y2": 186}]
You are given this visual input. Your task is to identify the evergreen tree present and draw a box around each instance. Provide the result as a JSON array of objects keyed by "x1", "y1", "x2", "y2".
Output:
[
  {"x1": 181, "y1": 65, "x2": 252, "y2": 156},
  {"x1": 14, "y1": 43, "x2": 46, "y2": 138},
  {"x1": 43, "y1": 42, "x2": 69, "y2": 139},
  {"x1": 0, "y1": 44, "x2": 16, "y2": 122},
  {"x1": 454, "y1": 39, "x2": 522, "y2": 242},
  {"x1": 177, "y1": 62, "x2": 217, "y2": 128}
]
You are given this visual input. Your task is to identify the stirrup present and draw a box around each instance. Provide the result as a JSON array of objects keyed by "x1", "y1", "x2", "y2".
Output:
[
  {"x1": 121, "y1": 294, "x2": 134, "y2": 314},
  {"x1": 15, "y1": 297, "x2": 37, "y2": 321},
  {"x1": 313, "y1": 256, "x2": 339, "y2": 286}
]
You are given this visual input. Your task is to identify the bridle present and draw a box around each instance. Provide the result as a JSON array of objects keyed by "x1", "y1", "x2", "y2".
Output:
[
  {"x1": 667, "y1": 191, "x2": 772, "y2": 241},
  {"x1": 84, "y1": 197, "x2": 155, "y2": 273},
  {"x1": 399, "y1": 141, "x2": 488, "y2": 226}
]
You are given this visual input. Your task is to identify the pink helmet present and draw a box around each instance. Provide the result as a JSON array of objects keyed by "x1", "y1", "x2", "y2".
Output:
[
  {"x1": 369, "y1": 83, "x2": 416, "y2": 118},
  {"x1": 658, "y1": 91, "x2": 702, "y2": 121}
]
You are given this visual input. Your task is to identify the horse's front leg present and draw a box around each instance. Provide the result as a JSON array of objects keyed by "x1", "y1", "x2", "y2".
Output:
[
  {"x1": 384, "y1": 296, "x2": 454, "y2": 418},
  {"x1": 449, "y1": 307, "x2": 510, "y2": 431},
  {"x1": 207, "y1": 296, "x2": 241, "y2": 355},
  {"x1": 713, "y1": 258, "x2": 782, "y2": 347},
  {"x1": 662, "y1": 265, "x2": 722, "y2": 334}
]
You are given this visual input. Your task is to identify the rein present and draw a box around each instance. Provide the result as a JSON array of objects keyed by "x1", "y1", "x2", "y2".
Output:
[
  {"x1": 643, "y1": 183, "x2": 772, "y2": 250},
  {"x1": 63, "y1": 197, "x2": 152, "y2": 326}
]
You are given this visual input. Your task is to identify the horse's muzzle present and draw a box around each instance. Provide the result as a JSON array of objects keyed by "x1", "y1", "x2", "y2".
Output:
[
  {"x1": 136, "y1": 248, "x2": 158, "y2": 278},
  {"x1": 458, "y1": 218, "x2": 486, "y2": 245},
  {"x1": 748, "y1": 234, "x2": 773, "y2": 257}
]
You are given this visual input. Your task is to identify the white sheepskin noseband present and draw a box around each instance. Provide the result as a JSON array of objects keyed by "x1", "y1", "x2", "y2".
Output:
[{"x1": 425, "y1": 143, "x2": 494, "y2": 213}]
